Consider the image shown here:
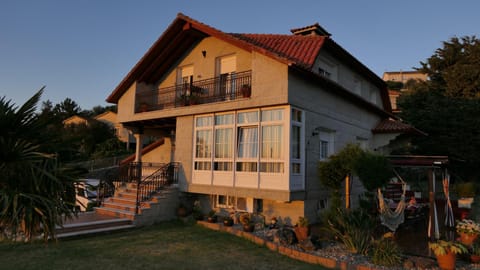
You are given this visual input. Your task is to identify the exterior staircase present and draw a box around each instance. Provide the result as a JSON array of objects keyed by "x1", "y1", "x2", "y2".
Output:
[
  {"x1": 55, "y1": 162, "x2": 181, "y2": 238},
  {"x1": 95, "y1": 183, "x2": 180, "y2": 226}
]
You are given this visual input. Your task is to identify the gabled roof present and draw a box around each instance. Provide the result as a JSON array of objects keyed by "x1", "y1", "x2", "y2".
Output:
[{"x1": 106, "y1": 13, "x2": 389, "y2": 112}]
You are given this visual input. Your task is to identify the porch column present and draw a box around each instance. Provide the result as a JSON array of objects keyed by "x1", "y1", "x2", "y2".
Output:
[{"x1": 134, "y1": 133, "x2": 143, "y2": 162}]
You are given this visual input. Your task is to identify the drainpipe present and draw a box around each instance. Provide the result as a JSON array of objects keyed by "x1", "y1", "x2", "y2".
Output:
[{"x1": 345, "y1": 174, "x2": 351, "y2": 209}]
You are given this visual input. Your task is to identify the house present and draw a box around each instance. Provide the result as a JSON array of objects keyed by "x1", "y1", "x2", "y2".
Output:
[
  {"x1": 105, "y1": 13, "x2": 418, "y2": 223},
  {"x1": 382, "y1": 70, "x2": 427, "y2": 84},
  {"x1": 62, "y1": 115, "x2": 89, "y2": 126},
  {"x1": 383, "y1": 70, "x2": 427, "y2": 114},
  {"x1": 94, "y1": 111, "x2": 136, "y2": 149}
]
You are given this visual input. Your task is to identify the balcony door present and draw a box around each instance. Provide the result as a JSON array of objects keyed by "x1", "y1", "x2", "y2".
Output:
[
  {"x1": 176, "y1": 65, "x2": 194, "y2": 97},
  {"x1": 216, "y1": 55, "x2": 236, "y2": 99}
]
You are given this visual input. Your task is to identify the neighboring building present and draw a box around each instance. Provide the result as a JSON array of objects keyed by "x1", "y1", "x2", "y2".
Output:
[
  {"x1": 383, "y1": 71, "x2": 427, "y2": 114},
  {"x1": 106, "y1": 14, "x2": 418, "y2": 222},
  {"x1": 382, "y1": 71, "x2": 427, "y2": 84},
  {"x1": 62, "y1": 115, "x2": 89, "y2": 126},
  {"x1": 94, "y1": 111, "x2": 136, "y2": 149}
]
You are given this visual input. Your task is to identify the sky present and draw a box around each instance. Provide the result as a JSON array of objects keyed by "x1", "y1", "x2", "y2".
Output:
[{"x1": 1, "y1": 0, "x2": 480, "y2": 110}]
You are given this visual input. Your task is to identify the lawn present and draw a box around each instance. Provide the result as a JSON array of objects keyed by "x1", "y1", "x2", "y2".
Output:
[{"x1": 0, "y1": 221, "x2": 327, "y2": 270}]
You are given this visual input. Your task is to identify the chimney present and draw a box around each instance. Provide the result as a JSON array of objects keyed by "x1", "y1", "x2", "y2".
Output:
[{"x1": 290, "y1": 23, "x2": 331, "y2": 37}]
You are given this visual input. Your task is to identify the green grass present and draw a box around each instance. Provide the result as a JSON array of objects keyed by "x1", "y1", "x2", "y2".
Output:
[{"x1": 0, "y1": 221, "x2": 327, "y2": 270}]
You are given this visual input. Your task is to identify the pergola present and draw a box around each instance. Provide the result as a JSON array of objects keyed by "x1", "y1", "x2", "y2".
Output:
[{"x1": 388, "y1": 155, "x2": 453, "y2": 240}]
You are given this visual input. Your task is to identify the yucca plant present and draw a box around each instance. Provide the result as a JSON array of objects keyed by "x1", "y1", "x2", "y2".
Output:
[
  {"x1": 370, "y1": 237, "x2": 403, "y2": 266},
  {"x1": 0, "y1": 89, "x2": 83, "y2": 242},
  {"x1": 323, "y1": 208, "x2": 375, "y2": 255}
]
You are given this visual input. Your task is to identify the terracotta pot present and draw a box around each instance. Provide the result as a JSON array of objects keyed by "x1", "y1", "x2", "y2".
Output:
[
  {"x1": 177, "y1": 207, "x2": 187, "y2": 217},
  {"x1": 436, "y1": 251, "x2": 456, "y2": 270},
  {"x1": 207, "y1": 216, "x2": 217, "y2": 223},
  {"x1": 471, "y1": 254, "x2": 480, "y2": 263},
  {"x1": 223, "y1": 219, "x2": 233, "y2": 227},
  {"x1": 294, "y1": 226, "x2": 309, "y2": 242},
  {"x1": 459, "y1": 232, "x2": 478, "y2": 246},
  {"x1": 243, "y1": 224, "x2": 254, "y2": 232}
]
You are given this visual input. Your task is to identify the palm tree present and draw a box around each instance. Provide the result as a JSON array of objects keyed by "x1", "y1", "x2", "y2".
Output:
[{"x1": 0, "y1": 88, "x2": 83, "y2": 242}]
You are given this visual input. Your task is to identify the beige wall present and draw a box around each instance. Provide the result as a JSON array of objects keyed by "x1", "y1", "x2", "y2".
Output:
[
  {"x1": 383, "y1": 71, "x2": 427, "y2": 83},
  {"x1": 141, "y1": 137, "x2": 173, "y2": 164},
  {"x1": 116, "y1": 37, "x2": 289, "y2": 125},
  {"x1": 262, "y1": 199, "x2": 305, "y2": 225},
  {"x1": 157, "y1": 37, "x2": 252, "y2": 88},
  {"x1": 174, "y1": 115, "x2": 194, "y2": 191}
]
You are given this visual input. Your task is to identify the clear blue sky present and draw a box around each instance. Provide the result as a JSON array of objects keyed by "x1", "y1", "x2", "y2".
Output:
[{"x1": 1, "y1": 0, "x2": 479, "y2": 110}]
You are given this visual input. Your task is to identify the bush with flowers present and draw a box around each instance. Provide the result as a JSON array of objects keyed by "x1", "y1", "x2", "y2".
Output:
[{"x1": 456, "y1": 219, "x2": 480, "y2": 235}]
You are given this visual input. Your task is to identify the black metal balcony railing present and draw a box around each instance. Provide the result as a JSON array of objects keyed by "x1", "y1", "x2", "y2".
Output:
[{"x1": 136, "y1": 70, "x2": 252, "y2": 113}]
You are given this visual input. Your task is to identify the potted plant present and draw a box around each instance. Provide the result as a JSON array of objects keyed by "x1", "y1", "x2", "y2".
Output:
[
  {"x1": 223, "y1": 216, "x2": 234, "y2": 227},
  {"x1": 456, "y1": 219, "x2": 480, "y2": 246},
  {"x1": 294, "y1": 216, "x2": 309, "y2": 242},
  {"x1": 429, "y1": 240, "x2": 467, "y2": 270},
  {"x1": 240, "y1": 84, "x2": 251, "y2": 98},
  {"x1": 207, "y1": 210, "x2": 217, "y2": 223},
  {"x1": 239, "y1": 213, "x2": 254, "y2": 232},
  {"x1": 471, "y1": 241, "x2": 480, "y2": 263},
  {"x1": 192, "y1": 200, "x2": 203, "y2": 221},
  {"x1": 176, "y1": 203, "x2": 188, "y2": 217}
]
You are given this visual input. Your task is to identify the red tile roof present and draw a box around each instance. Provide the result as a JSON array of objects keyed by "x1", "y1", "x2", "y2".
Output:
[
  {"x1": 372, "y1": 119, "x2": 426, "y2": 135},
  {"x1": 106, "y1": 13, "x2": 391, "y2": 114},
  {"x1": 230, "y1": 34, "x2": 326, "y2": 69}
]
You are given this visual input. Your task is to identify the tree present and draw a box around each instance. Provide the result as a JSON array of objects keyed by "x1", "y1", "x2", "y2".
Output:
[
  {"x1": 0, "y1": 88, "x2": 84, "y2": 242},
  {"x1": 399, "y1": 35, "x2": 480, "y2": 181},
  {"x1": 418, "y1": 36, "x2": 480, "y2": 98}
]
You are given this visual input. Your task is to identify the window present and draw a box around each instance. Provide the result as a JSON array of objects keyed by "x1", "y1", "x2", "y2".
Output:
[
  {"x1": 353, "y1": 77, "x2": 362, "y2": 95},
  {"x1": 319, "y1": 130, "x2": 334, "y2": 161},
  {"x1": 217, "y1": 55, "x2": 236, "y2": 99},
  {"x1": 194, "y1": 116, "x2": 213, "y2": 170},
  {"x1": 291, "y1": 108, "x2": 303, "y2": 175},
  {"x1": 237, "y1": 126, "x2": 258, "y2": 172},
  {"x1": 356, "y1": 137, "x2": 368, "y2": 150},
  {"x1": 260, "y1": 109, "x2": 284, "y2": 173},
  {"x1": 214, "y1": 114, "x2": 233, "y2": 171},
  {"x1": 194, "y1": 108, "x2": 285, "y2": 174}
]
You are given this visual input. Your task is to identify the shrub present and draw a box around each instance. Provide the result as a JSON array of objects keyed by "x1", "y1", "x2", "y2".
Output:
[
  {"x1": 354, "y1": 151, "x2": 394, "y2": 191},
  {"x1": 323, "y1": 208, "x2": 375, "y2": 255},
  {"x1": 370, "y1": 237, "x2": 403, "y2": 267}
]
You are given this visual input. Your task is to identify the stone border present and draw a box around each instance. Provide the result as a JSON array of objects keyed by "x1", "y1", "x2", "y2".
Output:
[{"x1": 197, "y1": 221, "x2": 383, "y2": 270}]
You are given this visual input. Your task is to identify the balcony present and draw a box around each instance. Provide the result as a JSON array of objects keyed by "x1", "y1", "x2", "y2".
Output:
[{"x1": 136, "y1": 70, "x2": 252, "y2": 113}]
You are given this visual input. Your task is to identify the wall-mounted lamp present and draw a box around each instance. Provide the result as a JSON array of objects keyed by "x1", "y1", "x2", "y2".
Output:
[{"x1": 202, "y1": 50, "x2": 207, "y2": 58}]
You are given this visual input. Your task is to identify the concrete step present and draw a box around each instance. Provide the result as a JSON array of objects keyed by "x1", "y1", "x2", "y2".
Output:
[
  {"x1": 107, "y1": 197, "x2": 137, "y2": 205},
  {"x1": 56, "y1": 224, "x2": 135, "y2": 238},
  {"x1": 117, "y1": 192, "x2": 137, "y2": 199},
  {"x1": 102, "y1": 201, "x2": 141, "y2": 212},
  {"x1": 56, "y1": 218, "x2": 133, "y2": 236},
  {"x1": 95, "y1": 207, "x2": 137, "y2": 220}
]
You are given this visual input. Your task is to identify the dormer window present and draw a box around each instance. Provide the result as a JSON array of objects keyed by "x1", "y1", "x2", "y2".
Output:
[{"x1": 318, "y1": 68, "x2": 331, "y2": 78}]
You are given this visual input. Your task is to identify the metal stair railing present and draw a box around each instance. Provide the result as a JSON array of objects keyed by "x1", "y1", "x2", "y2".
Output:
[{"x1": 135, "y1": 162, "x2": 180, "y2": 214}]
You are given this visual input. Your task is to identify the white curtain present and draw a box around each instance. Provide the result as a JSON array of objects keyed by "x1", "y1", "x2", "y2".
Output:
[
  {"x1": 215, "y1": 128, "x2": 232, "y2": 158},
  {"x1": 261, "y1": 125, "x2": 282, "y2": 159},
  {"x1": 195, "y1": 130, "x2": 212, "y2": 158},
  {"x1": 238, "y1": 127, "x2": 258, "y2": 158}
]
